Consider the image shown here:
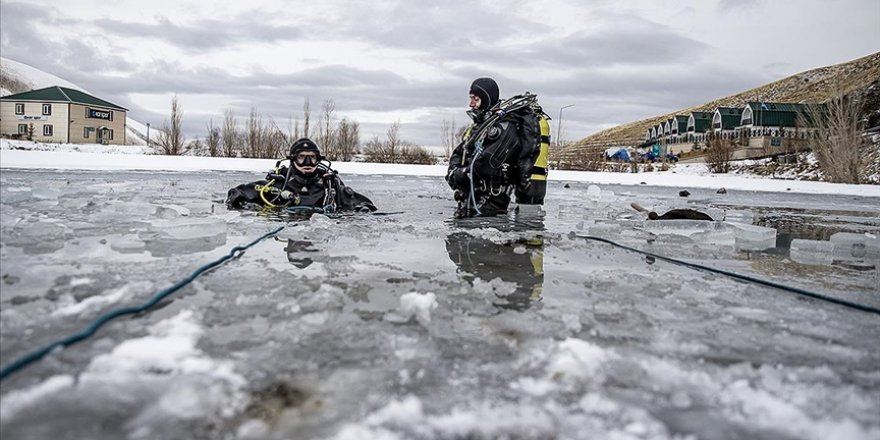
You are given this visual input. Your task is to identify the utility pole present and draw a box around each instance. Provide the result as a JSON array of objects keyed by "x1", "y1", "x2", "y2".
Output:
[
  {"x1": 146, "y1": 122, "x2": 151, "y2": 147},
  {"x1": 556, "y1": 104, "x2": 574, "y2": 148}
]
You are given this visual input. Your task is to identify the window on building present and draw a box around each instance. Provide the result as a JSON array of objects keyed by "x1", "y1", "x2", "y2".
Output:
[
  {"x1": 42, "y1": 104, "x2": 52, "y2": 116},
  {"x1": 108, "y1": 129, "x2": 114, "y2": 140},
  {"x1": 43, "y1": 124, "x2": 53, "y2": 136},
  {"x1": 84, "y1": 127, "x2": 95, "y2": 139},
  {"x1": 15, "y1": 103, "x2": 25, "y2": 115},
  {"x1": 18, "y1": 124, "x2": 28, "y2": 134}
]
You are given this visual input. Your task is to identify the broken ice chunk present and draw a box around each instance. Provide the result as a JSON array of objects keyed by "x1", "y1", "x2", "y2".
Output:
[
  {"x1": 139, "y1": 218, "x2": 227, "y2": 257},
  {"x1": 789, "y1": 239, "x2": 834, "y2": 265},
  {"x1": 385, "y1": 292, "x2": 438, "y2": 325},
  {"x1": 829, "y1": 232, "x2": 880, "y2": 261}
]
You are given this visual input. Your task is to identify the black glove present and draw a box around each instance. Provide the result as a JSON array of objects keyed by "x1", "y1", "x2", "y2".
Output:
[
  {"x1": 447, "y1": 167, "x2": 470, "y2": 189},
  {"x1": 266, "y1": 173, "x2": 285, "y2": 183}
]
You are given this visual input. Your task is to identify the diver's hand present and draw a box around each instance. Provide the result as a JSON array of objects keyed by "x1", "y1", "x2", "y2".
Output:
[
  {"x1": 266, "y1": 173, "x2": 285, "y2": 183},
  {"x1": 447, "y1": 167, "x2": 469, "y2": 188}
]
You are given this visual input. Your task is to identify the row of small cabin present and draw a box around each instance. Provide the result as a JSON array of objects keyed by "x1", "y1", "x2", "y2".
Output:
[
  {"x1": 645, "y1": 102, "x2": 820, "y2": 154},
  {"x1": 0, "y1": 86, "x2": 128, "y2": 145}
]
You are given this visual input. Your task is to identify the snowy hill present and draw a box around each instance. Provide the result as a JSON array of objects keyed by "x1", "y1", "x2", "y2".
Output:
[
  {"x1": 565, "y1": 51, "x2": 880, "y2": 153},
  {"x1": 0, "y1": 57, "x2": 152, "y2": 146}
]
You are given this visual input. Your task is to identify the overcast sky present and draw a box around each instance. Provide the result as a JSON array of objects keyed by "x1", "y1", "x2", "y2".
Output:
[{"x1": 2, "y1": 0, "x2": 878, "y2": 147}]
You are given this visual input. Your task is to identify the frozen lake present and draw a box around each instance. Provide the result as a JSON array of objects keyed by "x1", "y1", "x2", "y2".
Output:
[{"x1": 1, "y1": 169, "x2": 879, "y2": 440}]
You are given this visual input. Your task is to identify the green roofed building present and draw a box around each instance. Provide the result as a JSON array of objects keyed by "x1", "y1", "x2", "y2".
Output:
[
  {"x1": 740, "y1": 102, "x2": 816, "y2": 133},
  {"x1": 686, "y1": 111, "x2": 713, "y2": 137},
  {"x1": 670, "y1": 115, "x2": 689, "y2": 141},
  {"x1": 712, "y1": 107, "x2": 743, "y2": 138},
  {"x1": 1, "y1": 86, "x2": 127, "y2": 144}
]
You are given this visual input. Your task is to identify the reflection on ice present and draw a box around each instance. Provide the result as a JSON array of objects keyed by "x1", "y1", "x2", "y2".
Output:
[{"x1": 445, "y1": 231, "x2": 545, "y2": 312}]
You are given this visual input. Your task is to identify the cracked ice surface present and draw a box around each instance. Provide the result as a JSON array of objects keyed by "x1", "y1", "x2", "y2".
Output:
[{"x1": 1, "y1": 169, "x2": 879, "y2": 440}]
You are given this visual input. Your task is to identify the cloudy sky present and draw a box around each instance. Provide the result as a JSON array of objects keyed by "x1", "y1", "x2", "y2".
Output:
[{"x1": 2, "y1": 0, "x2": 878, "y2": 147}]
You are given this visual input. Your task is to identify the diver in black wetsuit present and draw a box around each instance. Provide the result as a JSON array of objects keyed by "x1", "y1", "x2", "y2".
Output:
[{"x1": 226, "y1": 137, "x2": 376, "y2": 212}]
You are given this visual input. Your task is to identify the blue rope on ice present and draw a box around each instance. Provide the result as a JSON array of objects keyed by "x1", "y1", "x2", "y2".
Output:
[
  {"x1": 0, "y1": 225, "x2": 287, "y2": 382},
  {"x1": 576, "y1": 234, "x2": 880, "y2": 316}
]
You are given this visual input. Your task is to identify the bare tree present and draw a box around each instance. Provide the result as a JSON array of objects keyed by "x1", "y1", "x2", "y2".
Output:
[
  {"x1": 286, "y1": 115, "x2": 297, "y2": 145},
  {"x1": 206, "y1": 118, "x2": 220, "y2": 157},
  {"x1": 553, "y1": 144, "x2": 606, "y2": 171},
  {"x1": 386, "y1": 120, "x2": 402, "y2": 161},
  {"x1": 316, "y1": 99, "x2": 338, "y2": 158},
  {"x1": 156, "y1": 95, "x2": 186, "y2": 155},
  {"x1": 302, "y1": 97, "x2": 311, "y2": 138},
  {"x1": 399, "y1": 142, "x2": 435, "y2": 165},
  {"x1": 800, "y1": 95, "x2": 864, "y2": 183},
  {"x1": 362, "y1": 136, "x2": 386, "y2": 162},
  {"x1": 705, "y1": 134, "x2": 735, "y2": 173},
  {"x1": 262, "y1": 117, "x2": 287, "y2": 158},
  {"x1": 363, "y1": 120, "x2": 433, "y2": 164},
  {"x1": 188, "y1": 137, "x2": 205, "y2": 156},
  {"x1": 336, "y1": 117, "x2": 360, "y2": 161},
  {"x1": 243, "y1": 106, "x2": 257, "y2": 158},
  {"x1": 440, "y1": 116, "x2": 457, "y2": 158},
  {"x1": 221, "y1": 109, "x2": 238, "y2": 158}
]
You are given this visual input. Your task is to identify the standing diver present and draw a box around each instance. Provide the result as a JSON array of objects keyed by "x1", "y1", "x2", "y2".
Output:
[
  {"x1": 226, "y1": 137, "x2": 377, "y2": 212},
  {"x1": 446, "y1": 77, "x2": 542, "y2": 218}
]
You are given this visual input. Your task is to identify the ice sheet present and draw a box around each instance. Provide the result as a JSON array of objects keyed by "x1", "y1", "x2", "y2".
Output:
[{"x1": 1, "y1": 170, "x2": 878, "y2": 440}]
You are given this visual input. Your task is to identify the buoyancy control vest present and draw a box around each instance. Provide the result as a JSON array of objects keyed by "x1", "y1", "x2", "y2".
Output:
[
  {"x1": 516, "y1": 113, "x2": 551, "y2": 204},
  {"x1": 480, "y1": 93, "x2": 551, "y2": 204}
]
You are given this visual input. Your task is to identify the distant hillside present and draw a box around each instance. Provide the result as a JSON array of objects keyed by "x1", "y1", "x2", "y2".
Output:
[{"x1": 562, "y1": 51, "x2": 880, "y2": 154}]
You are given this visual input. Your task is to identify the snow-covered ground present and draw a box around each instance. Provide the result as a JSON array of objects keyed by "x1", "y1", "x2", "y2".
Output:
[
  {"x1": 3, "y1": 139, "x2": 879, "y2": 197},
  {"x1": 1, "y1": 141, "x2": 879, "y2": 440}
]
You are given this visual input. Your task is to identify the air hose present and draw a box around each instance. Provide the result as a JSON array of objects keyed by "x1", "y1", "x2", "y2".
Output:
[
  {"x1": 467, "y1": 140, "x2": 485, "y2": 216},
  {"x1": 0, "y1": 225, "x2": 287, "y2": 382},
  {"x1": 575, "y1": 234, "x2": 880, "y2": 315}
]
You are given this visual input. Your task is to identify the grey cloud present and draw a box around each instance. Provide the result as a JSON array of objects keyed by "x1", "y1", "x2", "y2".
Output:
[
  {"x1": 473, "y1": 11, "x2": 710, "y2": 69},
  {"x1": 0, "y1": 2, "x2": 57, "y2": 69},
  {"x1": 90, "y1": 14, "x2": 303, "y2": 51},
  {"x1": 355, "y1": 10, "x2": 710, "y2": 75},
  {"x1": 717, "y1": 0, "x2": 760, "y2": 12},
  {"x1": 328, "y1": 1, "x2": 542, "y2": 52},
  {"x1": 543, "y1": 28, "x2": 708, "y2": 67}
]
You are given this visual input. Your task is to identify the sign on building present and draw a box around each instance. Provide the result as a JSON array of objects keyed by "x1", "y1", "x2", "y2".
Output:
[{"x1": 87, "y1": 108, "x2": 113, "y2": 120}]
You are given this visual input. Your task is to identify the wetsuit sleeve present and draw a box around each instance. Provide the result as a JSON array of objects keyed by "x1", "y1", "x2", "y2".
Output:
[
  {"x1": 446, "y1": 139, "x2": 468, "y2": 190},
  {"x1": 332, "y1": 176, "x2": 377, "y2": 212},
  {"x1": 226, "y1": 179, "x2": 272, "y2": 209},
  {"x1": 266, "y1": 165, "x2": 288, "y2": 183}
]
